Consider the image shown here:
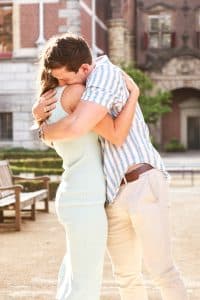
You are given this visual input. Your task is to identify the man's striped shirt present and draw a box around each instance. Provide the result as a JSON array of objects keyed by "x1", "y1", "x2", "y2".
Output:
[{"x1": 81, "y1": 55, "x2": 168, "y2": 203}]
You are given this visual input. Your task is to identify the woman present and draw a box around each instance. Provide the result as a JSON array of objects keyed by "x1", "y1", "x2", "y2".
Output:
[{"x1": 37, "y1": 56, "x2": 139, "y2": 300}]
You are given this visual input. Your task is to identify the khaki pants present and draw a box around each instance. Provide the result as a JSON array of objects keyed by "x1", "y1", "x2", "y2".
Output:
[{"x1": 106, "y1": 169, "x2": 188, "y2": 300}]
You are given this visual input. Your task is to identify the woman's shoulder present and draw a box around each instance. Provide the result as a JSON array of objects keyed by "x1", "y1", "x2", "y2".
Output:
[{"x1": 60, "y1": 84, "x2": 85, "y2": 113}]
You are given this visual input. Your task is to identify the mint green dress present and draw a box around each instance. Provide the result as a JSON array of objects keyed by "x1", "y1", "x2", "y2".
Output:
[
  {"x1": 47, "y1": 86, "x2": 107, "y2": 300},
  {"x1": 48, "y1": 86, "x2": 106, "y2": 205}
]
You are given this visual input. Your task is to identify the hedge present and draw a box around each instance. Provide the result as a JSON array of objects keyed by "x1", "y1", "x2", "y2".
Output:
[
  {"x1": 0, "y1": 148, "x2": 59, "y2": 159},
  {"x1": 10, "y1": 165, "x2": 63, "y2": 176},
  {"x1": 15, "y1": 180, "x2": 60, "y2": 200},
  {"x1": 9, "y1": 158, "x2": 62, "y2": 169}
]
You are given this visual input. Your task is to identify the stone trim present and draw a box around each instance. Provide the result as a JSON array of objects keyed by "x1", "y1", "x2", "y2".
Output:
[
  {"x1": 13, "y1": 48, "x2": 38, "y2": 58},
  {"x1": 59, "y1": 0, "x2": 80, "y2": 34},
  {"x1": 149, "y1": 56, "x2": 200, "y2": 92},
  {"x1": 14, "y1": 0, "x2": 59, "y2": 3},
  {"x1": 143, "y1": 2, "x2": 176, "y2": 12},
  {"x1": 108, "y1": 18, "x2": 126, "y2": 64},
  {"x1": 143, "y1": 47, "x2": 200, "y2": 71}
]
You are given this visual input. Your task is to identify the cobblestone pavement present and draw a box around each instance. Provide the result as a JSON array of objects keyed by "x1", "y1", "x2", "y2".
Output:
[{"x1": 0, "y1": 186, "x2": 200, "y2": 300}]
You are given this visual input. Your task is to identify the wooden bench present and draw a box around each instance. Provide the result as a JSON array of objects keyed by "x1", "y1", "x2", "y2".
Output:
[{"x1": 0, "y1": 160, "x2": 50, "y2": 231}]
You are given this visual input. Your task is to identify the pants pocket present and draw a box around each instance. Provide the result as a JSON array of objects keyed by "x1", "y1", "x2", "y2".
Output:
[
  {"x1": 143, "y1": 179, "x2": 158, "y2": 203},
  {"x1": 146, "y1": 170, "x2": 169, "y2": 205}
]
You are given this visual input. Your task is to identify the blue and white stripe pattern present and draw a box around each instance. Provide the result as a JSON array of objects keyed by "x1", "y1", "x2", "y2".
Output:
[{"x1": 81, "y1": 55, "x2": 168, "y2": 203}]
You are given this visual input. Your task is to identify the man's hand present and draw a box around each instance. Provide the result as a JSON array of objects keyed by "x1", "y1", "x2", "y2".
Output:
[{"x1": 32, "y1": 89, "x2": 57, "y2": 123}]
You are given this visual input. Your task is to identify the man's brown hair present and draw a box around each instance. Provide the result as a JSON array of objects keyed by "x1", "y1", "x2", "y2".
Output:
[
  {"x1": 43, "y1": 33, "x2": 92, "y2": 73},
  {"x1": 38, "y1": 33, "x2": 92, "y2": 95}
]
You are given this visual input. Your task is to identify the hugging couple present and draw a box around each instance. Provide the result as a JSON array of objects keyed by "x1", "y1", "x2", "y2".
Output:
[{"x1": 33, "y1": 33, "x2": 187, "y2": 300}]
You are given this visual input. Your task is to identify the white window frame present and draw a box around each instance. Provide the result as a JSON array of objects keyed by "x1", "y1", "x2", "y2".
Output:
[
  {"x1": 0, "y1": 112, "x2": 13, "y2": 141},
  {"x1": 148, "y1": 14, "x2": 172, "y2": 49}
]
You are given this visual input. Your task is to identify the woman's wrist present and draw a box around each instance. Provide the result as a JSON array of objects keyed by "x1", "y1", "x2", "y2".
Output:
[{"x1": 38, "y1": 121, "x2": 47, "y2": 140}]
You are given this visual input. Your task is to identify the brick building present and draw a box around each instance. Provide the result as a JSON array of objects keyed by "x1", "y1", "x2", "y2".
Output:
[
  {"x1": 136, "y1": 0, "x2": 200, "y2": 150},
  {"x1": 0, "y1": 0, "x2": 200, "y2": 150}
]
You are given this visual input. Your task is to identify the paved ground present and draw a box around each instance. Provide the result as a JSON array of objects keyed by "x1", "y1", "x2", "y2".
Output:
[{"x1": 0, "y1": 185, "x2": 200, "y2": 300}]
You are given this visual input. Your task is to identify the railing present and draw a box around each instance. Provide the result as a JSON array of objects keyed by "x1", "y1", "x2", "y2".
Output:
[{"x1": 166, "y1": 165, "x2": 200, "y2": 186}]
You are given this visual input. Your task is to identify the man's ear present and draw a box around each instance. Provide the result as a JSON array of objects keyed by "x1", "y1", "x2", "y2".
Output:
[{"x1": 79, "y1": 63, "x2": 91, "y2": 75}]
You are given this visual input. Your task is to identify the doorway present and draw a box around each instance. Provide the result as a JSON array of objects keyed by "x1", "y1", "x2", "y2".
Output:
[{"x1": 187, "y1": 117, "x2": 200, "y2": 149}]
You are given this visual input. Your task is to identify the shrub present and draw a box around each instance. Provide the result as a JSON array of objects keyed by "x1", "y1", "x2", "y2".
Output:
[
  {"x1": 164, "y1": 139, "x2": 186, "y2": 152},
  {"x1": 121, "y1": 64, "x2": 172, "y2": 124}
]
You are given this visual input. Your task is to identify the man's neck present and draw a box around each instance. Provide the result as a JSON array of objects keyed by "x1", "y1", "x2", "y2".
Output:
[{"x1": 86, "y1": 63, "x2": 95, "y2": 79}]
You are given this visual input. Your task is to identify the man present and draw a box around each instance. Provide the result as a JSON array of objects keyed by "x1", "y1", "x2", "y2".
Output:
[{"x1": 33, "y1": 33, "x2": 187, "y2": 300}]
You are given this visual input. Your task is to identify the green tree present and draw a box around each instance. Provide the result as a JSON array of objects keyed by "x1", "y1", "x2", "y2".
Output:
[{"x1": 122, "y1": 65, "x2": 172, "y2": 123}]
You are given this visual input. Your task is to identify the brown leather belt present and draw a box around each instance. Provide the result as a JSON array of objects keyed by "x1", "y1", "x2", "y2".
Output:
[{"x1": 121, "y1": 164, "x2": 153, "y2": 186}]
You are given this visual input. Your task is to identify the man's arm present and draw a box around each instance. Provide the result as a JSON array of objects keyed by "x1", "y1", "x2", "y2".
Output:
[{"x1": 41, "y1": 100, "x2": 108, "y2": 140}]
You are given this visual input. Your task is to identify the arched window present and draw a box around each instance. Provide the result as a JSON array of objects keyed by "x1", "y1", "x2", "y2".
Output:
[{"x1": 0, "y1": 1, "x2": 12, "y2": 58}]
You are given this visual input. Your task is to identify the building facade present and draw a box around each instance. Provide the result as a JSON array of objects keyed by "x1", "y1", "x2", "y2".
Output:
[
  {"x1": 136, "y1": 0, "x2": 200, "y2": 150},
  {"x1": 109, "y1": 0, "x2": 200, "y2": 150},
  {"x1": 0, "y1": 0, "x2": 200, "y2": 150},
  {"x1": 0, "y1": 0, "x2": 109, "y2": 148}
]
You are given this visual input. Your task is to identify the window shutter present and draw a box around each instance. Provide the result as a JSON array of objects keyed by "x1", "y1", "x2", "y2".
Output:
[
  {"x1": 196, "y1": 32, "x2": 200, "y2": 48},
  {"x1": 142, "y1": 32, "x2": 148, "y2": 50},
  {"x1": 171, "y1": 32, "x2": 176, "y2": 48}
]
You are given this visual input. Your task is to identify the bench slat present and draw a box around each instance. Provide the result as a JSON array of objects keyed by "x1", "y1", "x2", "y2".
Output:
[
  {"x1": 0, "y1": 190, "x2": 48, "y2": 208},
  {"x1": 0, "y1": 160, "x2": 50, "y2": 231}
]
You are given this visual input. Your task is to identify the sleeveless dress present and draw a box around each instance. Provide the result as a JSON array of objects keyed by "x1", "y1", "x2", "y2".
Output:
[{"x1": 47, "y1": 86, "x2": 107, "y2": 300}]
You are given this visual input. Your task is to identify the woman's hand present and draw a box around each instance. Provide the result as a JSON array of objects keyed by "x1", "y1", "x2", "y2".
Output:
[
  {"x1": 32, "y1": 89, "x2": 57, "y2": 124},
  {"x1": 122, "y1": 72, "x2": 140, "y2": 97}
]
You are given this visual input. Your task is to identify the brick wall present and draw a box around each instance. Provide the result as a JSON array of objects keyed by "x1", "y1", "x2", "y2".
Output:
[{"x1": 20, "y1": 4, "x2": 39, "y2": 48}]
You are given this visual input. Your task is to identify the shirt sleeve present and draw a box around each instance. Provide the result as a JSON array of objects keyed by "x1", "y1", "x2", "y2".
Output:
[
  {"x1": 81, "y1": 64, "x2": 119, "y2": 110},
  {"x1": 81, "y1": 86, "x2": 115, "y2": 110}
]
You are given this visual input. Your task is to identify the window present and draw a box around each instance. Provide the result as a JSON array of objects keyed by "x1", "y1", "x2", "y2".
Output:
[
  {"x1": 0, "y1": 1, "x2": 12, "y2": 58},
  {"x1": 196, "y1": 12, "x2": 200, "y2": 48},
  {"x1": 0, "y1": 112, "x2": 13, "y2": 140},
  {"x1": 148, "y1": 14, "x2": 172, "y2": 49}
]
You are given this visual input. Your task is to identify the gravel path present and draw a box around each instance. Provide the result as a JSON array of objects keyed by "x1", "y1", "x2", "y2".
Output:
[{"x1": 0, "y1": 186, "x2": 200, "y2": 300}]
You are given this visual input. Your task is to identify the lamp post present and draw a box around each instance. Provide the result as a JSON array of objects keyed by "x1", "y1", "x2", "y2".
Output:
[{"x1": 35, "y1": 0, "x2": 46, "y2": 52}]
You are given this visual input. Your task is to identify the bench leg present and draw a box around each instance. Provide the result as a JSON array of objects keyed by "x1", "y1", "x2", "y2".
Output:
[
  {"x1": 0, "y1": 210, "x2": 4, "y2": 223},
  {"x1": 44, "y1": 197, "x2": 49, "y2": 213},
  {"x1": 15, "y1": 206, "x2": 21, "y2": 231},
  {"x1": 31, "y1": 203, "x2": 36, "y2": 220}
]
